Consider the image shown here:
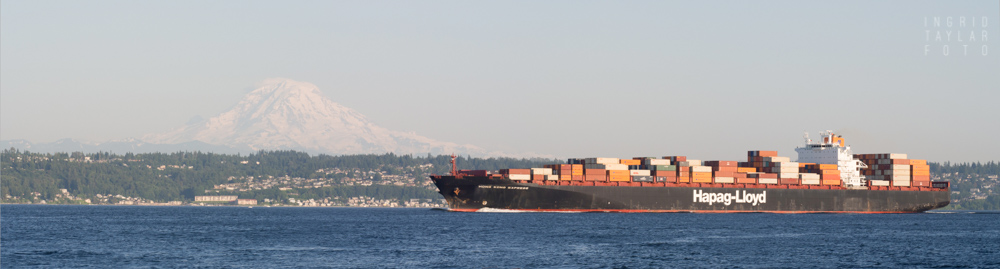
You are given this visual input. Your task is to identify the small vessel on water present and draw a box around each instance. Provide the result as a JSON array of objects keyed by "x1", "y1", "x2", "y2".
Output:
[{"x1": 430, "y1": 131, "x2": 949, "y2": 213}]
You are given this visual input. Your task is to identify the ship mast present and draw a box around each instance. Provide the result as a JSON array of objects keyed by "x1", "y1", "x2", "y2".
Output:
[{"x1": 449, "y1": 154, "x2": 458, "y2": 176}]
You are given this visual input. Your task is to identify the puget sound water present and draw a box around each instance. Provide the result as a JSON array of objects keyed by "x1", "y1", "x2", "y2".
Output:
[{"x1": 2, "y1": 205, "x2": 999, "y2": 268}]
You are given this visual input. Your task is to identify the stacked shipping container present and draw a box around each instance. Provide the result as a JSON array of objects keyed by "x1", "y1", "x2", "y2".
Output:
[
  {"x1": 855, "y1": 154, "x2": 930, "y2": 187},
  {"x1": 488, "y1": 150, "x2": 928, "y2": 190}
]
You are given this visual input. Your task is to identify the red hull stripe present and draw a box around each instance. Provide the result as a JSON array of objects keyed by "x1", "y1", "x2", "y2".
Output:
[{"x1": 449, "y1": 208, "x2": 913, "y2": 214}]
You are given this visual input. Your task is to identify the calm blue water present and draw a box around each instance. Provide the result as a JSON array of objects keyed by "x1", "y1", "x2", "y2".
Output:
[{"x1": 2, "y1": 205, "x2": 999, "y2": 268}]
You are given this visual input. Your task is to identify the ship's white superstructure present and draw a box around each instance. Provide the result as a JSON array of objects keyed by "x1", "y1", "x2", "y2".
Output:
[{"x1": 794, "y1": 131, "x2": 867, "y2": 188}]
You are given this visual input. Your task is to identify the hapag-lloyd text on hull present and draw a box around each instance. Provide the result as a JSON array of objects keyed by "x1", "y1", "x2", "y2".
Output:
[{"x1": 693, "y1": 189, "x2": 766, "y2": 206}]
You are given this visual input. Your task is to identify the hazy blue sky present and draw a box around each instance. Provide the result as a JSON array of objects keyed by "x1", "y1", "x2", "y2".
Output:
[{"x1": 2, "y1": 1, "x2": 997, "y2": 162}]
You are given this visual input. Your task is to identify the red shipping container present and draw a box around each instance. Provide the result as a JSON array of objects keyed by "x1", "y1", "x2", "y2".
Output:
[
  {"x1": 713, "y1": 171, "x2": 735, "y2": 177},
  {"x1": 759, "y1": 173, "x2": 778, "y2": 179},
  {"x1": 500, "y1": 169, "x2": 531, "y2": 175},
  {"x1": 585, "y1": 168, "x2": 606, "y2": 175},
  {"x1": 736, "y1": 177, "x2": 756, "y2": 184},
  {"x1": 779, "y1": 178, "x2": 798, "y2": 185},
  {"x1": 572, "y1": 175, "x2": 584, "y2": 181},
  {"x1": 653, "y1": 170, "x2": 673, "y2": 177},
  {"x1": 585, "y1": 174, "x2": 607, "y2": 181},
  {"x1": 912, "y1": 180, "x2": 931, "y2": 187},
  {"x1": 911, "y1": 175, "x2": 931, "y2": 181},
  {"x1": 532, "y1": 174, "x2": 544, "y2": 180}
]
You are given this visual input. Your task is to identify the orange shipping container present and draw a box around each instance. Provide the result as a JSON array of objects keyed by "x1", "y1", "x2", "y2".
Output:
[
  {"x1": 691, "y1": 177, "x2": 713, "y2": 183},
  {"x1": 821, "y1": 179, "x2": 842, "y2": 185},
  {"x1": 609, "y1": 175, "x2": 630, "y2": 182},
  {"x1": 821, "y1": 174, "x2": 841, "y2": 180},
  {"x1": 817, "y1": 164, "x2": 837, "y2": 170},
  {"x1": 607, "y1": 170, "x2": 629, "y2": 176},
  {"x1": 909, "y1": 159, "x2": 927, "y2": 166},
  {"x1": 912, "y1": 170, "x2": 930, "y2": 176},
  {"x1": 756, "y1": 151, "x2": 778, "y2": 157},
  {"x1": 820, "y1": 169, "x2": 841, "y2": 175},
  {"x1": 736, "y1": 167, "x2": 757, "y2": 173},
  {"x1": 620, "y1": 159, "x2": 641, "y2": 165},
  {"x1": 690, "y1": 172, "x2": 712, "y2": 178}
]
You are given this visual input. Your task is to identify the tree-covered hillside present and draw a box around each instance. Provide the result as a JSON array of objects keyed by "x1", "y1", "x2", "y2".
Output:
[{"x1": 1, "y1": 148, "x2": 557, "y2": 205}]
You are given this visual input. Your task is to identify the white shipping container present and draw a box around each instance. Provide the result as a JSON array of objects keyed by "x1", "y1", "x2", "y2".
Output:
[
  {"x1": 644, "y1": 159, "x2": 671, "y2": 166},
  {"x1": 758, "y1": 178, "x2": 778, "y2": 184},
  {"x1": 870, "y1": 180, "x2": 890, "y2": 186},
  {"x1": 544, "y1": 175, "x2": 559, "y2": 180},
  {"x1": 763, "y1": 157, "x2": 790, "y2": 162},
  {"x1": 603, "y1": 164, "x2": 628, "y2": 170},
  {"x1": 508, "y1": 174, "x2": 531, "y2": 180},
  {"x1": 888, "y1": 153, "x2": 908, "y2": 159},
  {"x1": 890, "y1": 175, "x2": 909, "y2": 181},
  {"x1": 779, "y1": 173, "x2": 799, "y2": 179},
  {"x1": 690, "y1": 166, "x2": 712, "y2": 172},
  {"x1": 629, "y1": 170, "x2": 651, "y2": 176},
  {"x1": 891, "y1": 164, "x2": 911, "y2": 170},
  {"x1": 799, "y1": 173, "x2": 820, "y2": 180},
  {"x1": 774, "y1": 167, "x2": 798, "y2": 173},
  {"x1": 714, "y1": 177, "x2": 735, "y2": 183},
  {"x1": 774, "y1": 162, "x2": 799, "y2": 167},
  {"x1": 892, "y1": 180, "x2": 911, "y2": 187},
  {"x1": 801, "y1": 178, "x2": 821, "y2": 185},
  {"x1": 530, "y1": 168, "x2": 553, "y2": 175},
  {"x1": 585, "y1": 158, "x2": 620, "y2": 165},
  {"x1": 679, "y1": 160, "x2": 702, "y2": 166}
]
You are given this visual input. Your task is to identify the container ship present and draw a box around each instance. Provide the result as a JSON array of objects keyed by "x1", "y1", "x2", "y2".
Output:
[{"x1": 430, "y1": 131, "x2": 950, "y2": 213}]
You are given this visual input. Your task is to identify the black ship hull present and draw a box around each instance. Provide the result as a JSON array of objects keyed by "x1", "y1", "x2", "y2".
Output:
[{"x1": 431, "y1": 176, "x2": 950, "y2": 213}]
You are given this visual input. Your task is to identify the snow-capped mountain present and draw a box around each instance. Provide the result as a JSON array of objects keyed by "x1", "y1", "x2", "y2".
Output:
[{"x1": 140, "y1": 78, "x2": 496, "y2": 156}]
